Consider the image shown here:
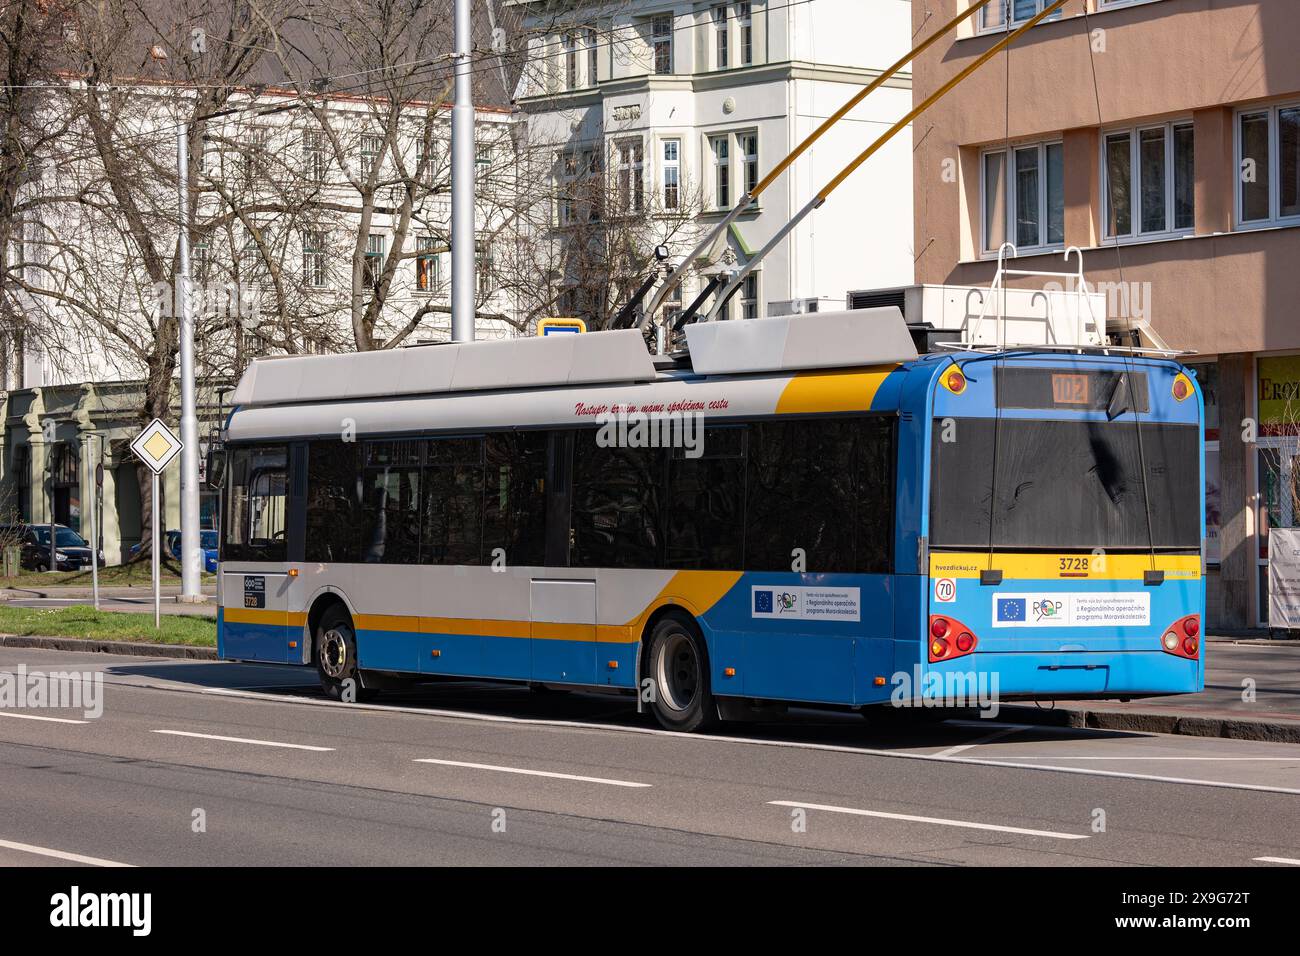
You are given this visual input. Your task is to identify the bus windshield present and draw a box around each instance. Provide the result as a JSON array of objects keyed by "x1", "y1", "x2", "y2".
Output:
[{"x1": 930, "y1": 417, "x2": 1200, "y2": 551}]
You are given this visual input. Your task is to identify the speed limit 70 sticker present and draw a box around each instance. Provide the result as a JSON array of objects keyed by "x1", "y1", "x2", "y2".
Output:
[{"x1": 934, "y1": 578, "x2": 957, "y2": 603}]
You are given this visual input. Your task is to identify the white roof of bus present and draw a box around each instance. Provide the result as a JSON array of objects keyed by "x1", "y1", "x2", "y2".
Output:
[{"x1": 228, "y1": 309, "x2": 917, "y2": 412}]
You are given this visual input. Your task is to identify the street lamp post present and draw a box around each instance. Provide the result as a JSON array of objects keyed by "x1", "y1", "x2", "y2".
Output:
[
  {"x1": 450, "y1": 0, "x2": 476, "y2": 344},
  {"x1": 177, "y1": 125, "x2": 202, "y2": 601}
]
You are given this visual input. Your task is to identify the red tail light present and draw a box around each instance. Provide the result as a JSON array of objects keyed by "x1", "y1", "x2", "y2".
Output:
[
  {"x1": 929, "y1": 615, "x2": 978, "y2": 662},
  {"x1": 1162, "y1": 615, "x2": 1201, "y2": 659}
]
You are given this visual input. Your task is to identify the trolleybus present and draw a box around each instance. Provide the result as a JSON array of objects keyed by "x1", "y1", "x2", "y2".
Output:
[{"x1": 214, "y1": 310, "x2": 1205, "y2": 731}]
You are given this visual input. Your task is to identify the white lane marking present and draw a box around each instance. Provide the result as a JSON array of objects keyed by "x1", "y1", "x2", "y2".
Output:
[
  {"x1": 414, "y1": 757, "x2": 651, "y2": 788},
  {"x1": 0, "y1": 711, "x2": 87, "y2": 725},
  {"x1": 769, "y1": 801, "x2": 1087, "y2": 841},
  {"x1": 987, "y1": 756, "x2": 1300, "y2": 761},
  {"x1": 152, "y1": 729, "x2": 334, "y2": 752},
  {"x1": 933, "y1": 725, "x2": 1025, "y2": 758},
  {"x1": 1254, "y1": 856, "x2": 1300, "y2": 865},
  {"x1": 129, "y1": 685, "x2": 1300, "y2": 796},
  {"x1": 0, "y1": 837, "x2": 134, "y2": 867}
]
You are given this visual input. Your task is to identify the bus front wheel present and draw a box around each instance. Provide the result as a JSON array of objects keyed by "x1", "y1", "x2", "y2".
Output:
[
  {"x1": 315, "y1": 606, "x2": 377, "y2": 702},
  {"x1": 645, "y1": 614, "x2": 717, "y2": 733}
]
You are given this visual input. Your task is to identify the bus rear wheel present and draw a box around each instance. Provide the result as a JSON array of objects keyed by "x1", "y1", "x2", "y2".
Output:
[
  {"x1": 315, "y1": 606, "x2": 376, "y2": 702},
  {"x1": 646, "y1": 614, "x2": 717, "y2": 733}
]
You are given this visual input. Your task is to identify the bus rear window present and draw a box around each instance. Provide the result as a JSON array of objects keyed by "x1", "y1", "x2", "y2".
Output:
[{"x1": 930, "y1": 418, "x2": 1200, "y2": 551}]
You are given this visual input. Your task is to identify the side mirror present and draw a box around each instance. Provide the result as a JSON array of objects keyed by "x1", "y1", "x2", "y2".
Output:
[{"x1": 206, "y1": 448, "x2": 227, "y2": 490}]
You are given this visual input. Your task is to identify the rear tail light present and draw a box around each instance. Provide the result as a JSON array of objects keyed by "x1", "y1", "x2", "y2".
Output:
[
  {"x1": 1162, "y1": 615, "x2": 1201, "y2": 659},
  {"x1": 929, "y1": 615, "x2": 978, "y2": 663}
]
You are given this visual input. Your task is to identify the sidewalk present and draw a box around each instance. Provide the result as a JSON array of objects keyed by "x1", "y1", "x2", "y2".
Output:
[{"x1": 0, "y1": 584, "x2": 217, "y2": 601}]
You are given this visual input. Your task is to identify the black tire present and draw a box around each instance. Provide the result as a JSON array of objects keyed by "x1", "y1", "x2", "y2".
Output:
[
  {"x1": 644, "y1": 613, "x2": 717, "y2": 732},
  {"x1": 314, "y1": 605, "x2": 377, "y2": 702},
  {"x1": 34, "y1": 561, "x2": 48, "y2": 573}
]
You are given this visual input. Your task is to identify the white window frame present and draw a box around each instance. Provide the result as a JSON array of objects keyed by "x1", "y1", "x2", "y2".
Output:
[
  {"x1": 738, "y1": 2, "x2": 753, "y2": 66},
  {"x1": 1101, "y1": 120, "x2": 1195, "y2": 242},
  {"x1": 709, "y1": 134, "x2": 731, "y2": 210},
  {"x1": 661, "y1": 138, "x2": 682, "y2": 211},
  {"x1": 556, "y1": 147, "x2": 598, "y2": 226},
  {"x1": 360, "y1": 133, "x2": 383, "y2": 178},
  {"x1": 302, "y1": 230, "x2": 327, "y2": 288},
  {"x1": 585, "y1": 27, "x2": 599, "y2": 86},
  {"x1": 614, "y1": 137, "x2": 645, "y2": 214},
  {"x1": 712, "y1": 6, "x2": 729, "y2": 70},
  {"x1": 978, "y1": 0, "x2": 1064, "y2": 34},
  {"x1": 739, "y1": 130, "x2": 759, "y2": 195},
  {"x1": 562, "y1": 31, "x2": 578, "y2": 90},
  {"x1": 651, "y1": 14, "x2": 673, "y2": 75},
  {"x1": 980, "y1": 140, "x2": 1065, "y2": 255},
  {"x1": 363, "y1": 233, "x2": 386, "y2": 288},
  {"x1": 1235, "y1": 101, "x2": 1300, "y2": 230},
  {"x1": 303, "y1": 130, "x2": 328, "y2": 183}
]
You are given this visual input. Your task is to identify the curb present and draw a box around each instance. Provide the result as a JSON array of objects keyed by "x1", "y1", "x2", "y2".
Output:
[
  {"x1": 0, "y1": 634, "x2": 216, "y2": 660},
  {"x1": 1000, "y1": 704, "x2": 1300, "y2": 745}
]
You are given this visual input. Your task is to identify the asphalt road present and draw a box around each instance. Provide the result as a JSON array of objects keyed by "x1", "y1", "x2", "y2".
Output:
[{"x1": 0, "y1": 647, "x2": 1298, "y2": 867}]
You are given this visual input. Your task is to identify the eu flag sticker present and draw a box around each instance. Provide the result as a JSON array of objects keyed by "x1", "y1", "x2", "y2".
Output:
[
  {"x1": 754, "y1": 590, "x2": 774, "y2": 614},
  {"x1": 996, "y1": 597, "x2": 1026, "y2": 623}
]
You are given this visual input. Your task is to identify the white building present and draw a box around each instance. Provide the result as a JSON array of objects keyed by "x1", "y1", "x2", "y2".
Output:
[
  {"x1": 510, "y1": 0, "x2": 915, "y2": 322},
  {"x1": 0, "y1": 83, "x2": 518, "y2": 560}
]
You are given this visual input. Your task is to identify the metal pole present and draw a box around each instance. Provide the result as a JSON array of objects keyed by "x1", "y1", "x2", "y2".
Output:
[
  {"x1": 86, "y1": 436, "x2": 99, "y2": 611},
  {"x1": 153, "y1": 471, "x2": 161, "y2": 629},
  {"x1": 450, "y1": 0, "x2": 476, "y2": 343},
  {"x1": 177, "y1": 125, "x2": 202, "y2": 601}
]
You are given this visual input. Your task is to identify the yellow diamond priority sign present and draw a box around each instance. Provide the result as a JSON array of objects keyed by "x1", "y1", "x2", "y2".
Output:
[{"x1": 130, "y1": 418, "x2": 184, "y2": 474}]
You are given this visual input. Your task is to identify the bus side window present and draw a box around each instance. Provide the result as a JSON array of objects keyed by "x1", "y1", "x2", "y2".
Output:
[{"x1": 224, "y1": 445, "x2": 289, "y2": 563}]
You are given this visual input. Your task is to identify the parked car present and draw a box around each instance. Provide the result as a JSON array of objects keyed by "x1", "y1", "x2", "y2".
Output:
[
  {"x1": 128, "y1": 529, "x2": 219, "y2": 572},
  {"x1": 0, "y1": 524, "x2": 106, "y2": 572}
]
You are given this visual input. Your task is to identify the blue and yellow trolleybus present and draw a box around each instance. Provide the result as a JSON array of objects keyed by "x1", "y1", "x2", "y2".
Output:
[{"x1": 215, "y1": 309, "x2": 1204, "y2": 731}]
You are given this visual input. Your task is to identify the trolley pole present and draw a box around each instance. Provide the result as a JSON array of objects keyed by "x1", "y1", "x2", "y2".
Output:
[
  {"x1": 177, "y1": 124, "x2": 202, "y2": 601},
  {"x1": 450, "y1": 0, "x2": 476, "y2": 343}
]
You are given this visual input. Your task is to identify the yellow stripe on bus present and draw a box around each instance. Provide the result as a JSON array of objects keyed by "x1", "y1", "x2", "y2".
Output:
[
  {"x1": 929, "y1": 552, "x2": 1202, "y2": 581},
  {"x1": 775, "y1": 367, "x2": 896, "y2": 415},
  {"x1": 223, "y1": 607, "x2": 308, "y2": 627}
]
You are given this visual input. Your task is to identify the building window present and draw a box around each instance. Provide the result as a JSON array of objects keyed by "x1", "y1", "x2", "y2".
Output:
[
  {"x1": 662, "y1": 139, "x2": 681, "y2": 210},
  {"x1": 558, "y1": 148, "x2": 600, "y2": 225},
  {"x1": 303, "y1": 130, "x2": 328, "y2": 183},
  {"x1": 981, "y1": 141, "x2": 1063, "y2": 253},
  {"x1": 738, "y1": 2, "x2": 753, "y2": 66},
  {"x1": 710, "y1": 134, "x2": 730, "y2": 209},
  {"x1": 476, "y1": 144, "x2": 494, "y2": 183},
  {"x1": 1238, "y1": 104, "x2": 1300, "y2": 226},
  {"x1": 476, "y1": 241, "x2": 493, "y2": 296},
  {"x1": 415, "y1": 137, "x2": 438, "y2": 184},
  {"x1": 712, "y1": 6, "x2": 729, "y2": 70},
  {"x1": 13, "y1": 444, "x2": 30, "y2": 522},
  {"x1": 586, "y1": 27, "x2": 599, "y2": 85},
  {"x1": 652, "y1": 14, "x2": 673, "y2": 75},
  {"x1": 416, "y1": 235, "x2": 440, "y2": 292},
  {"x1": 563, "y1": 32, "x2": 578, "y2": 90},
  {"x1": 980, "y1": 0, "x2": 1063, "y2": 32},
  {"x1": 363, "y1": 234, "x2": 385, "y2": 288},
  {"x1": 302, "y1": 230, "x2": 326, "y2": 287},
  {"x1": 360, "y1": 133, "x2": 383, "y2": 177},
  {"x1": 739, "y1": 131, "x2": 759, "y2": 195},
  {"x1": 741, "y1": 272, "x2": 760, "y2": 320},
  {"x1": 1103, "y1": 122, "x2": 1194, "y2": 239},
  {"x1": 615, "y1": 138, "x2": 644, "y2": 214}
]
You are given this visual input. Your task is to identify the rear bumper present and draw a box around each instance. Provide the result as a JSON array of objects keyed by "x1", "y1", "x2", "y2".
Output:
[{"x1": 928, "y1": 649, "x2": 1202, "y2": 700}]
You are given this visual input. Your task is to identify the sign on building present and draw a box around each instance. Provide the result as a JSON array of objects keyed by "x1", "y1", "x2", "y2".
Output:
[{"x1": 1268, "y1": 528, "x2": 1300, "y2": 630}]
